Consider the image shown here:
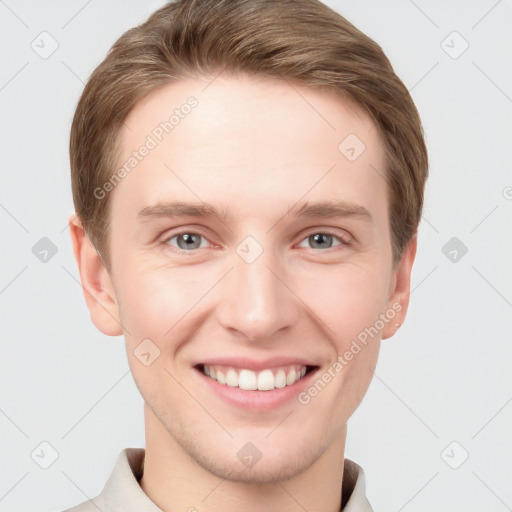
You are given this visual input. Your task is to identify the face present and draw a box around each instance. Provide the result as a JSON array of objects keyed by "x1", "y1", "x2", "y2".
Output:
[{"x1": 76, "y1": 74, "x2": 414, "y2": 483}]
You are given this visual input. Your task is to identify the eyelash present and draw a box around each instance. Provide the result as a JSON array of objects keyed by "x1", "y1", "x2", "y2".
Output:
[{"x1": 161, "y1": 229, "x2": 353, "y2": 254}]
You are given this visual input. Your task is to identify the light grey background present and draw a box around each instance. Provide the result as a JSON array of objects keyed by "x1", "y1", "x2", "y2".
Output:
[{"x1": 1, "y1": 1, "x2": 511, "y2": 511}]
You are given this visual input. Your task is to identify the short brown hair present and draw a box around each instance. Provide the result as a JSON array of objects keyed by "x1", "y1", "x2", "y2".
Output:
[{"x1": 70, "y1": 0, "x2": 428, "y2": 271}]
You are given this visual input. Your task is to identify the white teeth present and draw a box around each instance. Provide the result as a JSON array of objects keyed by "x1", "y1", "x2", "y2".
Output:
[
  {"x1": 257, "y1": 369, "x2": 275, "y2": 391},
  {"x1": 202, "y1": 364, "x2": 308, "y2": 391},
  {"x1": 226, "y1": 368, "x2": 238, "y2": 387},
  {"x1": 286, "y1": 368, "x2": 297, "y2": 386},
  {"x1": 275, "y1": 369, "x2": 287, "y2": 388},
  {"x1": 216, "y1": 369, "x2": 226, "y2": 385},
  {"x1": 239, "y1": 369, "x2": 257, "y2": 390}
]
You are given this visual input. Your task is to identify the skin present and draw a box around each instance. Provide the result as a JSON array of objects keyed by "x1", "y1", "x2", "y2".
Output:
[{"x1": 70, "y1": 74, "x2": 416, "y2": 512}]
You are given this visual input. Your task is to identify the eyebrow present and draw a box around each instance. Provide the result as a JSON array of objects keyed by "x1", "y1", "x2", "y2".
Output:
[{"x1": 137, "y1": 199, "x2": 372, "y2": 223}]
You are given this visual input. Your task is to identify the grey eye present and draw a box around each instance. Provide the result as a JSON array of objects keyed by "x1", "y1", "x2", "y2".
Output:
[
  {"x1": 298, "y1": 233, "x2": 342, "y2": 250},
  {"x1": 168, "y1": 233, "x2": 205, "y2": 250}
]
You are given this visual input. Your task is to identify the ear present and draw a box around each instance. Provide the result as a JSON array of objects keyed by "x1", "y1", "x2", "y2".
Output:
[
  {"x1": 382, "y1": 235, "x2": 417, "y2": 340},
  {"x1": 68, "y1": 214, "x2": 123, "y2": 336}
]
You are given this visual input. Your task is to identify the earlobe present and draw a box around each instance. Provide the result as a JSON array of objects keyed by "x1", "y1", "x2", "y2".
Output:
[
  {"x1": 68, "y1": 214, "x2": 123, "y2": 336},
  {"x1": 382, "y1": 236, "x2": 417, "y2": 340}
]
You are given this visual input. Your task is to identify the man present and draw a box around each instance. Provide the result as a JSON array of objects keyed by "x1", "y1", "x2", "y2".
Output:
[{"x1": 66, "y1": 0, "x2": 428, "y2": 510}]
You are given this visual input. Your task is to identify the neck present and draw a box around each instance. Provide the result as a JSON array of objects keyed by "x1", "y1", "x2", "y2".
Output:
[{"x1": 140, "y1": 404, "x2": 347, "y2": 512}]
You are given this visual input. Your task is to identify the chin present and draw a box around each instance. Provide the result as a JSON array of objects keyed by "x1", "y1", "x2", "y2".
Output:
[
  {"x1": 194, "y1": 447, "x2": 320, "y2": 484},
  {"x1": 174, "y1": 429, "x2": 329, "y2": 484}
]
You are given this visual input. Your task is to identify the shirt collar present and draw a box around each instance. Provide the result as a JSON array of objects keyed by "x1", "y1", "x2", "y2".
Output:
[{"x1": 72, "y1": 447, "x2": 373, "y2": 512}]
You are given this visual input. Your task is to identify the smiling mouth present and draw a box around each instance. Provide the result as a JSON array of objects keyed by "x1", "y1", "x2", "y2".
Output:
[{"x1": 196, "y1": 364, "x2": 317, "y2": 391}]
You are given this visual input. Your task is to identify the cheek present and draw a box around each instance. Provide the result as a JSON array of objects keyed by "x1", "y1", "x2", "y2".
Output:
[
  {"x1": 295, "y1": 261, "x2": 390, "y2": 345},
  {"x1": 321, "y1": 266, "x2": 387, "y2": 407},
  {"x1": 115, "y1": 261, "x2": 212, "y2": 342},
  {"x1": 300, "y1": 265, "x2": 386, "y2": 419},
  {"x1": 115, "y1": 264, "x2": 210, "y2": 400}
]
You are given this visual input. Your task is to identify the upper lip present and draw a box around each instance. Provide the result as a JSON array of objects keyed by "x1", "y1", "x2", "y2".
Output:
[{"x1": 194, "y1": 356, "x2": 318, "y2": 372}]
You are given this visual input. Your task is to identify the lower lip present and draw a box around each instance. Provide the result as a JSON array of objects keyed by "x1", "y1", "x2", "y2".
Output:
[{"x1": 195, "y1": 367, "x2": 318, "y2": 410}]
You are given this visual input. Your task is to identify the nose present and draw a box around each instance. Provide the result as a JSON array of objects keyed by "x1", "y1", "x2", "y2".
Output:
[{"x1": 215, "y1": 242, "x2": 300, "y2": 345}]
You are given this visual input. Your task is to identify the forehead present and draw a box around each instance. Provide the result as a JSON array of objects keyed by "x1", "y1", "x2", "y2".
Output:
[{"x1": 113, "y1": 74, "x2": 388, "y2": 225}]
